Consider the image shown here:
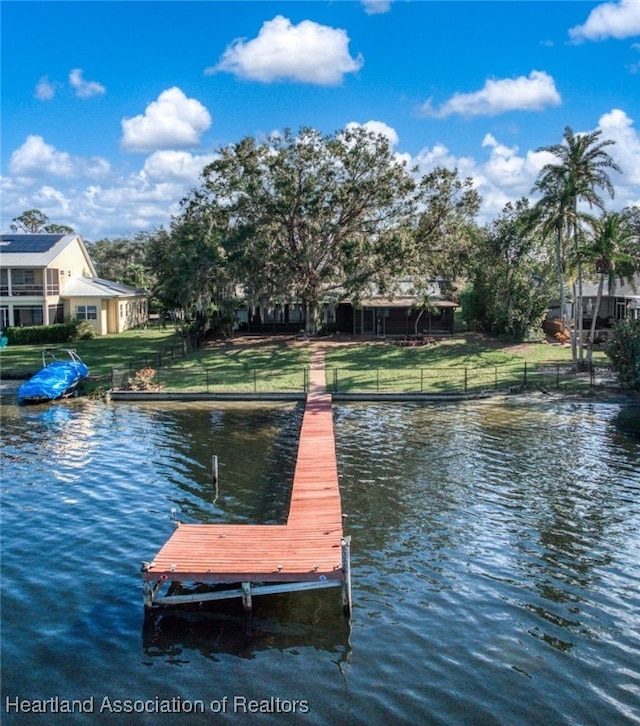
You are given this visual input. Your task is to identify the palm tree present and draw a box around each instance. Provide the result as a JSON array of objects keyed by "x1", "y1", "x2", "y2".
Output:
[
  {"x1": 584, "y1": 212, "x2": 638, "y2": 365},
  {"x1": 413, "y1": 293, "x2": 439, "y2": 336},
  {"x1": 532, "y1": 169, "x2": 573, "y2": 352},
  {"x1": 533, "y1": 127, "x2": 621, "y2": 368}
]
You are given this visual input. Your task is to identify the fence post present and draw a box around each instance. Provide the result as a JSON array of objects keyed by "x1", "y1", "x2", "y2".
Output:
[
  {"x1": 556, "y1": 364, "x2": 560, "y2": 389},
  {"x1": 376, "y1": 369, "x2": 380, "y2": 392},
  {"x1": 334, "y1": 368, "x2": 338, "y2": 393},
  {"x1": 420, "y1": 368, "x2": 424, "y2": 393},
  {"x1": 253, "y1": 368, "x2": 257, "y2": 393},
  {"x1": 523, "y1": 361, "x2": 528, "y2": 387},
  {"x1": 206, "y1": 369, "x2": 209, "y2": 392},
  {"x1": 464, "y1": 367, "x2": 468, "y2": 393}
]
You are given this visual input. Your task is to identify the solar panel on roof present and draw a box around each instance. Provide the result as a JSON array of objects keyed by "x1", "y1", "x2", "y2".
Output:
[{"x1": 0, "y1": 234, "x2": 65, "y2": 253}]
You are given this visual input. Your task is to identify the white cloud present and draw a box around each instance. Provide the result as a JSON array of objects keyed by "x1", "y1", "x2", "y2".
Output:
[
  {"x1": 35, "y1": 76, "x2": 58, "y2": 101},
  {"x1": 208, "y1": 15, "x2": 363, "y2": 85},
  {"x1": 8, "y1": 135, "x2": 112, "y2": 181},
  {"x1": 9, "y1": 135, "x2": 76, "y2": 178},
  {"x1": 421, "y1": 70, "x2": 562, "y2": 118},
  {"x1": 3, "y1": 110, "x2": 638, "y2": 241},
  {"x1": 69, "y1": 68, "x2": 106, "y2": 98},
  {"x1": 142, "y1": 150, "x2": 217, "y2": 182},
  {"x1": 597, "y1": 108, "x2": 640, "y2": 188},
  {"x1": 121, "y1": 87, "x2": 212, "y2": 152},
  {"x1": 346, "y1": 120, "x2": 399, "y2": 148},
  {"x1": 2, "y1": 140, "x2": 216, "y2": 238},
  {"x1": 569, "y1": 0, "x2": 640, "y2": 42},
  {"x1": 470, "y1": 114, "x2": 639, "y2": 214},
  {"x1": 362, "y1": 0, "x2": 391, "y2": 15}
]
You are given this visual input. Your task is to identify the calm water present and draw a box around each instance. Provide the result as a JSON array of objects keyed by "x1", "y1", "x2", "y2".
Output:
[{"x1": 1, "y1": 393, "x2": 639, "y2": 725}]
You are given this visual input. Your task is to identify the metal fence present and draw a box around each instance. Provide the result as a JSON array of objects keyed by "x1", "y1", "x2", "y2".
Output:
[
  {"x1": 111, "y1": 361, "x2": 614, "y2": 395},
  {"x1": 119, "y1": 333, "x2": 202, "y2": 375},
  {"x1": 326, "y1": 362, "x2": 612, "y2": 394},
  {"x1": 111, "y1": 366, "x2": 310, "y2": 393}
]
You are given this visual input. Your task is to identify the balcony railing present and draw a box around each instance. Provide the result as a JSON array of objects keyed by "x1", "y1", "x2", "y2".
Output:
[{"x1": 2, "y1": 284, "x2": 45, "y2": 296}]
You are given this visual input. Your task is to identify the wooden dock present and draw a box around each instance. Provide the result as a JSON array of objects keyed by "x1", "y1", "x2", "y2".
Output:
[{"x1": 141, "y1": 351, "x2": 352, "y2": 613}]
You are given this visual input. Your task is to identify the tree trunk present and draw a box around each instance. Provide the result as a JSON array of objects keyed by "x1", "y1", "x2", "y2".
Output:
[
  {"x1": 304, "y1": 300, "x2": 319, "y2": 336},
  {"x1": 586, "y1": 274, "x2": 605, "y2": 366},
  {"x1": 555, "y1": 226, "x2": 570, "y2": 358},
  {"x1": 571, "y1": 281, "x2": 578, "y2": 367},
  {"x1": 414, "y1": 309, "x2": 423, "y2": 336},
  {"x1": 577, "y1": 255, "x2": 585, "y2": 368}
]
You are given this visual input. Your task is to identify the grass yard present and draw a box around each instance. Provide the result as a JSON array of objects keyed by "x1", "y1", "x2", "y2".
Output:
[
  {"x1": 0, "y1": 327, "x2": 612, "y2": 395},
  {"x1": 323, "y1": 334, "x2": 610, "y2": 394},
  {"x1": 0, "y1": 327, "x2": 179, "y2": 378}
]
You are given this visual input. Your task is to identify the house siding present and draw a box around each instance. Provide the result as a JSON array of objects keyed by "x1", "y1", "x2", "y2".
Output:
[{"x1": 0, "y1": 234, "x2": 147, "y2": 335}]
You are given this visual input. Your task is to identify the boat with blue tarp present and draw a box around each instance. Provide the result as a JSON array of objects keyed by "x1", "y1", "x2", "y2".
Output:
[{"x1": 18, "y1": 349, "x2": 89, "y2": 405}]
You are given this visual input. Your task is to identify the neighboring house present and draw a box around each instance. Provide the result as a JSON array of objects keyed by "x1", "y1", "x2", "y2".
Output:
[
  {"x1": 0, "y1": 233, "x2": 148, "y2": 335},
  {"x1": 235, "y1": 279, "x2": 457, "y2": 336},
  {"x1": 335, "y1": 295, "x2": 457, "y2": 336},
  {"x1": 580, "y1": 275, "x2": 640, "y2": 325}
]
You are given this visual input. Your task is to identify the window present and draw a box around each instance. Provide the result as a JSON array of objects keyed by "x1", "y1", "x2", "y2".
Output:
[
  {"x1": 12, "y1": 270, "x2": 35, "y2": 286},
  {"x1": 76, "y1": 305, "x2": 98, "y2": 320},
  {"x1": 46, "y1": 269, "x2": 60, "y2": 295},
  {"x1": 48, "y1": 304, "x2": 64, "y2": 324},
  {"x1": 13, "y1": 306, "x2": 44, "y2": 326},
  {"x1": 11, "y1": 270, "x2": 42, "y2": 296}
]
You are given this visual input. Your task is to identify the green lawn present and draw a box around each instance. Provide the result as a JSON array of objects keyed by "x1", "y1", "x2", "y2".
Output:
[
  {"x1": 0, "y1": 328, "x2": 612, "y2": 394},
  {"x1": 0, "y1": 327, "x2": 179, "y2": 378},
  {"x1": 324, "y1": 335, "x2": 609, "y2": 393}
]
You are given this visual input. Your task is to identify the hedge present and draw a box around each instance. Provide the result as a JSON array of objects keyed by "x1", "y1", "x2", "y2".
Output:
[{"x1": 4, "y1": 320, "x2": 95, "y2": 345}]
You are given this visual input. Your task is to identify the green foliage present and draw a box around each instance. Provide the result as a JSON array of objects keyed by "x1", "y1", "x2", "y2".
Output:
[
  {"x1": 459, "y1": 283, "x2": 484, "y2": 331},
  {"x1": 466, "y1": 200, "x2": 554, "y2": 341},
  {"x1": 86, "y1": 235, "x2": 153, "y2": 289},
  {"x1": 411, "y1": 167, "x2": 481, "y2": 288},
  {"x1": 4, "y1": 320, "x2": 95, "y2": 345},
  {"x1": 605, "y1": 317, "x2": 640, "y2": 390},
  {"x1": 10, "y1": 208, "x2": 50, "y2": 233},
  {"x1": 10, "y1": 208, "x2": 74, "y2": 234},
  {"x1": 191, "y1": 126, "x2": 422, "y2": 334},
  {"x1": 532, "y1": 126, "x2": 621, "y2": 367}
]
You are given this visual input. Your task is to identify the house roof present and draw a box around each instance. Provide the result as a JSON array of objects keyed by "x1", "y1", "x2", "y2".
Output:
[
  {"x1": 582, "y1": 275, "x2": 640, "y2": 300},
  {"x1": 61, "y1": 277, "x2": 147, "y2": 298},
  {"x1": 0, "y1": 233, "x2": 97, "y2": 274},
  {"x1": 358, "y1": 296, "x2": 458, "y2": 309}
]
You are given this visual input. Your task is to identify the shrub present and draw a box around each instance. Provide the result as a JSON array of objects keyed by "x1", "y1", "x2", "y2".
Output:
[
  {"x1": 605, "y1": 318, "x2": 640, "y2": 390},
  {"x1": 122, "y1": 367, "x2": 163, "y2": 391},
  {"x1": 4, "y1": 320, "x2": 96, "y2": 345}
]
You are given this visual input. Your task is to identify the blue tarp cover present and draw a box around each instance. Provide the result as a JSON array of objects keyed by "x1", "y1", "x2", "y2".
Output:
[{"x1": 18, "y1": 359, "x2": 89, "y2": 403}]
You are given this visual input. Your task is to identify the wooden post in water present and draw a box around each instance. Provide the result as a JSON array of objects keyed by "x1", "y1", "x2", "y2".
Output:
[{"x1": 341, "y1": 536, "x2": 352, "y2": 616}]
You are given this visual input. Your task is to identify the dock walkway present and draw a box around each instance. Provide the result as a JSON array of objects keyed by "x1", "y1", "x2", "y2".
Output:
[{"x1": 141, "y1": 350, "x2": 352, "y2": 613}]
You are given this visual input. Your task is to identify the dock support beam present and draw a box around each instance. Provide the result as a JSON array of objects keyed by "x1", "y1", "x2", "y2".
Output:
[
  {"x1": 341, "y1": 536, "x2": 352, "y2": 616},
  {"x1": 242, "y1": 582, "x2": 252, "y2": 611}
]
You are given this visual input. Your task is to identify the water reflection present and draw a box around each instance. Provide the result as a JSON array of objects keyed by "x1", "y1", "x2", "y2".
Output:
[{"x1": 142, "y1": 592, "x2": 352, "y2": 665}]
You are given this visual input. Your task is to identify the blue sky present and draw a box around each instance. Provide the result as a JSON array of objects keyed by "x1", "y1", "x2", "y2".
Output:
[{"x1": 2, "y1": 0, "x2": 639, "y2": 239}]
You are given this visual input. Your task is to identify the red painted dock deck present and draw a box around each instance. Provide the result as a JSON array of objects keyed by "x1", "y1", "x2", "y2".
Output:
[{"x1": 141, "y1": 351, "x2": 351, "y2": 611}]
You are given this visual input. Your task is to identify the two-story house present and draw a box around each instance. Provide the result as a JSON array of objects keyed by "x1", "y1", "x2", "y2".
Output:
[{"x1": 0, "y1": 233, "x2": 148, "y2": 335}]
